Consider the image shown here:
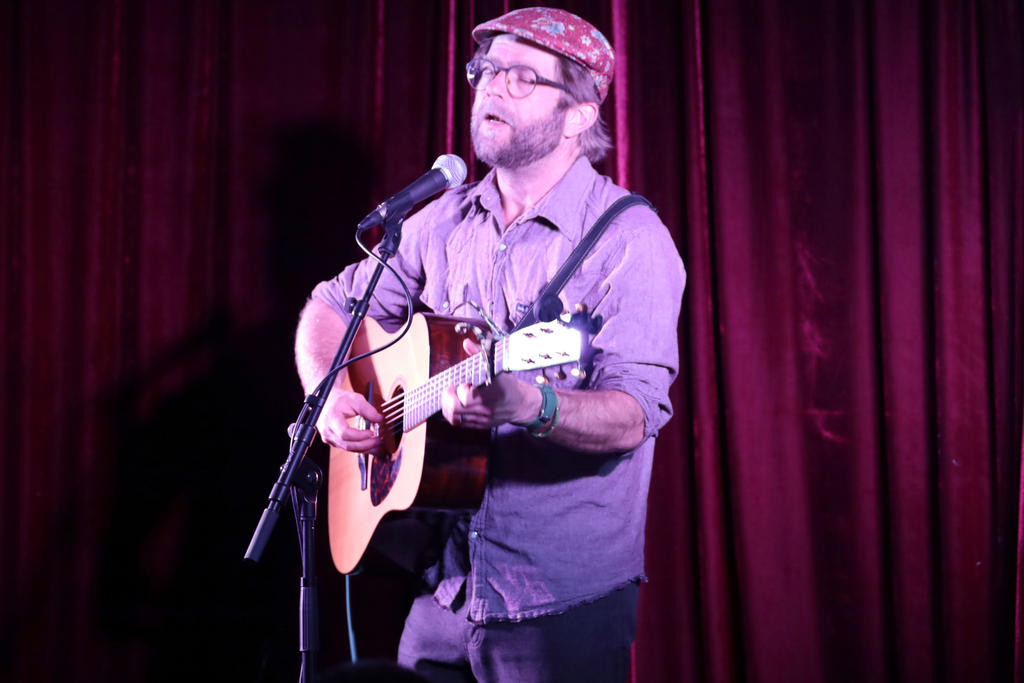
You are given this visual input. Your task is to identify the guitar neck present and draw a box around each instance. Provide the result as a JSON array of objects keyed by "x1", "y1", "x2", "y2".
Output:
[{"x1": 401, "y1": 339, "x2": 510, "y2": 431}]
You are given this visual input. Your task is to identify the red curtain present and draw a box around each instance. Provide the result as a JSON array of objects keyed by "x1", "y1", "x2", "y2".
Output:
[{"x1": 2, "y1": 1, "x2": 1022, "y2": 681}]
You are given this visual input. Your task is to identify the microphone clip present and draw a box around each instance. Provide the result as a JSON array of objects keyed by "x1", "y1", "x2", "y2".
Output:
[{"x1": 377, "y1": 215, "x2": 405, "y2": 257}]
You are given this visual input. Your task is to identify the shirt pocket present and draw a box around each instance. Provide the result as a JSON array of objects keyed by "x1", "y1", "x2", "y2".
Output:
[{"x1": 417, "y1": 269, "x2": 451, "y2": 315}]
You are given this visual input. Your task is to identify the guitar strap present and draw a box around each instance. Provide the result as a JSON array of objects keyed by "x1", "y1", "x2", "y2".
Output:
[{"x1": 512, "y1": 193, "x2": 655, "y2": 332}]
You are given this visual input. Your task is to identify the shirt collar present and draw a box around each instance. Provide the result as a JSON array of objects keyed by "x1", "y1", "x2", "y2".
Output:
[{"x1": 469, "y1": 156, "x2": 597, "y2": 242}]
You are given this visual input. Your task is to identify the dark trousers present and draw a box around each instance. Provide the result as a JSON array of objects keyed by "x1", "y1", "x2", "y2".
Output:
[{"x1": 397, "y1": 582, "x2": 639, "y2": 683}]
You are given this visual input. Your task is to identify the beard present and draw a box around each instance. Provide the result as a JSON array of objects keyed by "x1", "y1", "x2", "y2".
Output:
[{"x1": 471, "y1": 101, "x2": 567, "y2": 170}]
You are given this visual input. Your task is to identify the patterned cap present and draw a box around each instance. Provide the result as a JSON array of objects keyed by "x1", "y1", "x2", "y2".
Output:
[{"x1": 472, "y1": 7, "x2": 615, "y2": 102}]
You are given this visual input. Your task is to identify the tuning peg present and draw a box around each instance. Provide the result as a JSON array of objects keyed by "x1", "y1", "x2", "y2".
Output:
[
  {"x1": 554, "y1": 368, "x2": 567, "y2": 381},
  {"x1": 467, "y1": 300, "x2": 507, "y2": 339},
  {"x1": 455, "y1": 321, "x2": 488, "y2": 340},
  {"x1": 570, "y1": 365, "x2": 586, "y2": 380}
]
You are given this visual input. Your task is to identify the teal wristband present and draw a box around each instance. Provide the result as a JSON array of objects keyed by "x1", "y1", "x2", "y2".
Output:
[
  {"x1": 531, "y1": 404, "x2": 559, "y2": 438},
  {"x1": 525, "y1": 383, "x2": 558, "y2": 434}
]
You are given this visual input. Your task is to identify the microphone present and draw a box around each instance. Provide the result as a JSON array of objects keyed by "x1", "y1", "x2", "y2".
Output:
[{"x1": 358, "y1": 154, "x2": 467, "y2": 230}]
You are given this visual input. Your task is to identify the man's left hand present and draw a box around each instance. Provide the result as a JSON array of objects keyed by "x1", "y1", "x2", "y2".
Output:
[{"x1": 440, "y1": 339, "x2": 542, "y2": 429}]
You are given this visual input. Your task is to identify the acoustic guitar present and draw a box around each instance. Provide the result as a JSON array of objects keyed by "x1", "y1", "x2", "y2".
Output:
[{"x1": 327, "y1": 312, "x2": 589, "y2": 574}]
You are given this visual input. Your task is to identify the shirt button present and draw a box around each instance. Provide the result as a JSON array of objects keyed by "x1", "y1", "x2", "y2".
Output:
[
  {"x1": 442, "y1": 301, "x2": 449, "y2": 309},
  {"x1": 469, "y1": 530, "x2": 479, "y2": 539},
  {"x1": 497, "y1": 243, "x2": 507, "y2": 251}
]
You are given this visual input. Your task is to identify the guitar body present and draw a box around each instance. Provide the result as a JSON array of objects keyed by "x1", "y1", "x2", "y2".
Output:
[{"x1": 327, "y1": 314, "x2": 489, "y2": 574}]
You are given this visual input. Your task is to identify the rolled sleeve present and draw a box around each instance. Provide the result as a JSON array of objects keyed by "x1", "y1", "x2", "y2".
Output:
[
  {"x1": 575, "y1": 207, "x2": 686, "y2": 439},
  {"x1": 590, "y1": 362, "x2": 676, "y2": 439}
]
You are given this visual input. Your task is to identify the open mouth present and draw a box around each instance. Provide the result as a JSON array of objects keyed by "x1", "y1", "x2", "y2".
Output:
[{"x1": 484, "y1": 112, "x2": 509, "y2": 125}]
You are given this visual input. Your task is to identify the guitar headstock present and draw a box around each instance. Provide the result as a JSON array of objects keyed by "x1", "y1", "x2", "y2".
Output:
[{"x1": 501, "y1": 311, "x2": 602, "y2": 373}]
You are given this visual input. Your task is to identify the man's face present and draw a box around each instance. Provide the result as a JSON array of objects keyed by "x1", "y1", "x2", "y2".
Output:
[{"x1": 470, "y1": 35, "x2": 569, "y2": 170}]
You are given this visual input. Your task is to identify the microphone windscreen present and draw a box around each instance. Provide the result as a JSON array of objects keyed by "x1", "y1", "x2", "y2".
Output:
[{"x1": 432, "y1": 154, "x2": 468, "y2": 188}]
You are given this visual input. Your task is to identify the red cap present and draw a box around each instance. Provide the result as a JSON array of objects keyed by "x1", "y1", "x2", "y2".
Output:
[{"x1": 472, "y1": 7, "x2": 615, "y2": 102}]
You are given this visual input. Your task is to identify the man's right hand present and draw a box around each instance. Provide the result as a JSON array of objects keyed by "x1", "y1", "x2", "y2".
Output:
[
  {"x1": 296, "y1": 299, "x2": 387, "y2": 456},
  {"x1": 317, "y1": 389, "x2": 385, "y2": 455}
]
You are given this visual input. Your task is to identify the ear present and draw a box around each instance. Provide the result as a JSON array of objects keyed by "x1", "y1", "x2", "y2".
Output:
[{"x1": 562, "y1": 101, "x2": 599, "y2": 139}]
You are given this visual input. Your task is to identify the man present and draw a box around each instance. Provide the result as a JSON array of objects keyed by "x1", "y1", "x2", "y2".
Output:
[{"x1": 295, "y1": 7, "x2": 685, "y2": 682}]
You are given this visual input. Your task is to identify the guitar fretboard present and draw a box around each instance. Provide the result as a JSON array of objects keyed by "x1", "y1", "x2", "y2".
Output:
[{"x1": 389, "y1": 338, "x2": 509, "y2": 432}]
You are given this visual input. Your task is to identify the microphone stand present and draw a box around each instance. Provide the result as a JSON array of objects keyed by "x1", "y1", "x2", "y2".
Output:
[{"x1": 245, "y1": 213, "x2": 406, "y2": 683}]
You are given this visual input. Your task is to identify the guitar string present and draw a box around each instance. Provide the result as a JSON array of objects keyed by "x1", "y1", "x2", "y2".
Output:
[
  {"x1": 372, "y1": 340, "x2": 509, "y2": 433},
  {"x1": 378, "y1": 341, "x2": 505, "y2": 418},
  {"x1": 390, "y1": 345, "x2": 502, "y2": 429},
  {"x1": 355, "y1": 324, "x2": 574, "y2": 447},
  {"x1": 376, "y1": 324, "x2": 578, "y2": 433}
]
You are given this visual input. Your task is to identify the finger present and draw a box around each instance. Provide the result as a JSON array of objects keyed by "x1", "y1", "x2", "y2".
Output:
[
  {"x1": 456, "y1": 383, "x2": 477, "y2": 407},
  {"x1": 338, "y1": 437, "x2": 384, "y2": 453},
  {"x1": 452, "y1": 403, "x2": 492, "y2": 420},
  {"x1": 340, "y1": 424, "x2": 382, "y2": 442},
  {"x1": 327, "y1": 426, "x2": 384, "y2": 453},
  {"x1": 459, "y1": 415, "x2": 492, "y2": 430},
  {"x1": 441, "y1": 385, "x2": 459, "y2": 425},
  {"x1": 475, "y1": 379, "x2": 502, "y2": 402},
  {"x1": 463, "y1": 338, "x2": 482, "y2": 355},
  {"x1": 350, "y1": 393, "x2": 384, "y2": 422}
]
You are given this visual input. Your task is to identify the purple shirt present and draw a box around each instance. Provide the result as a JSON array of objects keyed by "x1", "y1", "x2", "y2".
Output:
[{"x1": 313, "y1": 157, "x2": 686, "y2": 622}]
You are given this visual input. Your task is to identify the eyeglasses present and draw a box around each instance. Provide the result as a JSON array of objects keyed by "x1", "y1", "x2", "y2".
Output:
[{"x1": 465, "y1": 58, "x2": 571, "y2": 99}]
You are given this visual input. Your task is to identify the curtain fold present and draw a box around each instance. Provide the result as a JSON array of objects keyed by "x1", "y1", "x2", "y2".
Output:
[{"x1": 2, "y1": 1, "x2": 1022, "y2": 681}]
